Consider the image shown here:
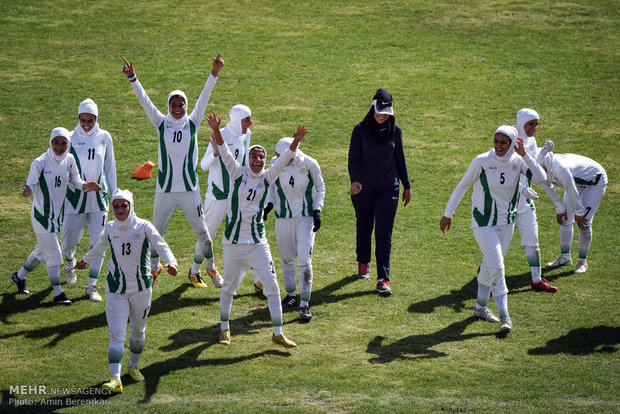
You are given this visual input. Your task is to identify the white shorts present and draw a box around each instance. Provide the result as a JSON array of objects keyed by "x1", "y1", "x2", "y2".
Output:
[
  {"x1": 515, "y1": 206, "x2": 538, "y2": 248},
  {"x1": 563, "y1": 183, "x2": 606, "y2": 227},
  {"x1": 473, "y1": 224, "x2": 514, "y2": 291},
  {"x1": 275, "y1": 216, "x2": 315, "y2": 266},
  {"x1": 222, "y1": 243, "x2": 280, "y2": 297},
  {"x1": 204, "y1": 197, "x2": 228, "y2": 239},
  {"x1": 61, "y1": 211, "x2": 108, "y2": 258},
  {"x1": 105, "y1": 288, "x2": 152, "y2": 342},
  {"x1": 32, "y1": 232, "x2": 63, "y2": 267},
  {"x1": 153, "y1": 190, "x2": 210, "y2": 238}
]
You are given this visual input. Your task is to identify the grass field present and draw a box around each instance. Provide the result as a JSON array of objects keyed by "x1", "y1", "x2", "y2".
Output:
[{"x1": 0, "y1": 0, "x2": 618, "y2": 412}]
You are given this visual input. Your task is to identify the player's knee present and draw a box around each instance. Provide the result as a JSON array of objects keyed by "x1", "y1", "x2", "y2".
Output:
[{"x1": 109, "y1": 331, "x2": 126, "y2": 343}]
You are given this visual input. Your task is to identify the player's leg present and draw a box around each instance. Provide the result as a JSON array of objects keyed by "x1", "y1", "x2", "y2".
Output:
[
  {"x1": 296, "y1": 217, "x2": 316, "y2": 321},
  {"x1": 575, "y1": 184, "x2": 606, "y2": 273},
  {"x1": 351, "y1": 185, "x2": 375, "y2": 279},
  {"x1": 275, "y1": 218, "x2": 298, "y2": 310},
  {"x1": 219, "y1": 244, "x2": 248, "y2": 344},
  {"x1": 11, "y1": 248, "x2": 43, "y2": 294},
  {"x1": 84, "y1": 211, "x2": 107, "y2": 301},
  {"x1": 37, "y1": 232, "x2": 72, "y2": 305},
  {"x1": 61, "y1": 213, "x2": 86, "y2": 284},
  {"x1": 518, "y1": 208, "x2": 556, "y2": 292},
  {"x1": 190, "y1": 198, "x2": 226, "y2": 287},
  {"x1": 151, "y1": 192, "x2": 176, "y2": 274},
  {"x1": 493, "y1": 223, "x2": 514, "y2": 332},
  {"x1": 548, "y1": 192, "x2": 575, "y2": 267},
  {"x1": 179, "y1": 191, "x2": 222, "y2": 286},
  {"x1": 104, "y1": 291, "x2": 129, "y2": 392},
  {"x1": 126, "y1": 288, "x2": 152, "y2": 381},
  {"x1": 373, "y1": 185, "x2": 399, "y2": 294}
]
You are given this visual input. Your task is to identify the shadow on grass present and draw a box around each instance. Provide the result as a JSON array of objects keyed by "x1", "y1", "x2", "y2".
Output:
[
  {"x1": 0, "y1": 283, "x2": 218, "y2": 346},
  {"x1": 366, "y1": 316, "x2": 494, "y2": 363},
  {"x1": 0, "y1": 288, "x2": 55, "y2": 324},
  {"x1": 1, "y1": 384, "x2": 117, "y2": 413},
  {"x1": 408, "y1": 268, "x2": 575, "y2": 314},
  {"x1": 528, "y1": 326, "x2": 620, "y2": 355}
]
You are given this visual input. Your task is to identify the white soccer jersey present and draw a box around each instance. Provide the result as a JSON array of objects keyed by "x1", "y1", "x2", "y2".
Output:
[
  {"x1": 26, "y1": 151, "x2": 84, "y2": 234},
  {"x1": 541, "y1": 153, "x2": 607, "y2": 216},
  {"x1": 444, "y1": 151, "x2": 546, "y2": 229},
  {"x1": 516, "y1": 134, "x2": 538, "y2": 213},
  {"x1": 201, "y1": 127, "x2": 251, "y2": 201},
  {"x1": 130, "y1": 75, "x2": 217, "y2": 193},
  {"x1": 83, "y1": 218, "x2": 177, "y2": 294},
  {"x1": 267, "y1": 151, "x2": 325, "y2": 218},
  {"x1": 217, "y1": 142, "x2": 296, "y2": 244},
  {"x1": 65, "y1": 124, "x2": 116, "y2": 213}
]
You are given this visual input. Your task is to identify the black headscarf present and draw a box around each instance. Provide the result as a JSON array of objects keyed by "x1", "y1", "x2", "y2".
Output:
[{"x1": 361, "y1": 88, "x2": 395, "y2": 142}]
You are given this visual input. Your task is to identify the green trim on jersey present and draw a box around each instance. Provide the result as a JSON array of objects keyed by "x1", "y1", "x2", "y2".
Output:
[
  {"x1": 574, "y1": 173, "x2": 602, "y2": 186},
  {"x1": 304, "y1": 171, "x2": 314, "y2": 217},
  {"x1": 33, "y1": 169, "x2": 52, "y2": 231},
  {"x1": 525, "y1": 169, "x2": 535, "y2": 211},
  {"x1": 140, "y1": 236, "x2": 153, "y2": 290},
  {"x1": 224, "y1": 176, "x2": 243, "y2": 242},
  {"x1": 507, "y1": 179, "x2": 520, "y2": 224},
  {"x1": 274, "y1": 178, "x2": 291, "y2": 218},
  {"x1": 157, "y1": 122, "x2": 175, "y2": 192},
  {"x1": 250, "y1": 179, "x2": 269, "y2": 242},
  {"x1": 107, "y1": 235, "x2": 122, "y2": 293},
  {"x1": 212, "y1": 157, "x2": 230, "y2": 200},
  {"x1": 66, "y1": 147, "x2": 83, "y2": 210},
  {"x1": 95, "y1": 172, "x2": 107, "y2": 211},
  {"x1": 473, "y1": 167, "x2": 497, "y2": 227},
  {"x1": 187, "y1": 120, "x2": 198, "y2": 189}
]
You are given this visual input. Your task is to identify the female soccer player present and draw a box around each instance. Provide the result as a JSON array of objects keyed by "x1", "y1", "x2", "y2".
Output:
[
  {"x1": 122, "y1": 54, "x2": 223, "y2": 286},
  {"x1": 205, "y1": 111, "x2": 307, "y2": 348},
  {"x1": 11, "y1": 128, "x2": 102, "y2": 305},
  {"x1": 76, "y1": 189, "x2": 178, "y2": 393},
  {"x1": 263, "y1": 137, "x2": 325, "y2": 321},
  {"x1": 440, "y1": 126, "x2": 547, "y2": 333},
  {"x1": 62, "y1": 98, "x2": 117, "y2": 302}
]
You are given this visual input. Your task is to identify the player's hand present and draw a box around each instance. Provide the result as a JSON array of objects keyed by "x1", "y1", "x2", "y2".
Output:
[
  {"x1": 122, "y1": 58, "x2": 134, "y2": 76},
  {"x1": 575, "y1": 215, "x2": 589, "y2": 229},
  {"x1": 263, "y1": 202, "x2": 274, "y2": 221},
  {"x1": 205, "y1": 112, "x2": 221, "y2": 130},
  {"x1": 21, "y1": 185, "x2": 32, "y2": 197},
  {"x1": 440, "y1": 216, "x2": 452, "y2": 233},
  {"x1": 556, "y1": 211, "x2": 568, "y2": 225},
  {"x1": 402, "y1": 188, "x2": 412, "y2": 206},
  {"x1": 312, "y1": 209, "x2": 321, "y2": 232},
  {"x1": 83, "y1": 181, "x2": 103, "y2": 192},
  {"x1": 165, "y1": 263, "x2": 178, "y2": 276},
  {"x1": 515, "y1": 136, "x2": 526, "y2": 156},
  {"x1": 349, "y1": 182, "x2": 362, "y2": 196},
  {"x1": 211, "y1": 53, "x2": 224, "y2": 77},
  {"x1": 74, "y1": 260, "x2": 87, "y2": 270},
  {"x1": 521, "y1": 187, "x2": 539, "y2": 200},
  {"x1": 290, "y1": 124, "x2": 308, "y2": 151}
]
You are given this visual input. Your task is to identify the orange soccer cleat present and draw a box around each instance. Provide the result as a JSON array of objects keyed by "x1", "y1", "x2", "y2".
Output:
[{"x1": 134, "y1": 161, "x2": 155, "y2": 180}]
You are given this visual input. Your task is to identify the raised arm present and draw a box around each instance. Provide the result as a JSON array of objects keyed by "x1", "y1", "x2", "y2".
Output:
[
  {"x1": 189, "y1": 53, "x2": 224, "y2": 127},
  {"x1": 122, "y1": 57, "x2": 165, "y2": 129},
  {"x1": 206, "y1": 112, "x2": 243, "y2": 178},
  {"x1": 264, "y1": 125, "x2": 308, "y2": 184}
]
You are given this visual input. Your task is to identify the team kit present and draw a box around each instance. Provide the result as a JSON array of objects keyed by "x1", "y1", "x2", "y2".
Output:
[{"x1": 11, "y1": 54, "x2": 607, "y2": 393}]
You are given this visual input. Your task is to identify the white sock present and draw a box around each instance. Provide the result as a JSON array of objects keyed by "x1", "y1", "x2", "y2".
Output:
[
  {"x1": 267, "y1": 294, "x2": 283, "y2": 336},
  {"x1": 494, "y1": 293, "x2": 509, "y2": 318},
  {"x1": 559, "y1": 224, "x2": 573, "y2": 257},
  {"x1": 525, "y1": 246, "x2": 541, "y2": 283},
  {"x1": 476, "y1": 282, "x2": 491, "y2": 309}
]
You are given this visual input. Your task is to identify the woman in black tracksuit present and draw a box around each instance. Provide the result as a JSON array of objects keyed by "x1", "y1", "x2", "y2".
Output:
[{"x1": 348, "y1": 88, "x2": 411, "y2": 296}]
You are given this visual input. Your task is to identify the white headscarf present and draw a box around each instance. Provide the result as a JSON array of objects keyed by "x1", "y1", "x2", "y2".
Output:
[
  {"x1": 111, "y1": 189, "x2": 137, "y2": 231},
  {"x1": 223, "y1": 104, "x2": 251, "y2": 138},
  {"x1": 76, "y1": 98, "x2": 100, "y2": 137},
  {"x1": 166, "y1": 90, "x2": 188, "y2": 126},
  {"x1": 48, "y1": 127, "x2": 71, "y2": 163},
  {"x1": 515, "y1": 108, "x2": 539, "y2": 139},
  {"x1": 494, "y1": 125, "x2": 518, "y2": 160},
  {"x1": 275, "y1": 137, "x2": 293, "y2": 156}
]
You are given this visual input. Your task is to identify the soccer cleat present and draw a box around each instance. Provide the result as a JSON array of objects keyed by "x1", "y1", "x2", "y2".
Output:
[
  {"x1": 53, "y1": 292, "x2": 72, "y2": 306},
  {"x1": 85, "y1": 285, "x2": 102, "y2": 302},
  {"x1": 64, "y1": 259, "x2": 77, "y2": 285},
  {"x1": 574, "y1": 260, "x2": 588, "y2": 274},
  {"x1": 281, "y1": 294, "x2": 298, "y2": 311},
  {"x1": 300, "y1": 305, "x2": 313, "y2": 322},
  {"x1": 474, "y1": 307, "x2": 499, "y2": 323},
  {"x1": 151, "y1": 264, "x2": 163, "y2": 284},
  {"x1": 546, "y1": 256, "x2": 572, "y2": 268},
  {"x1": 254, "y1": 281, "x2": 264, "y2": 295},
  {"x1": 188, "y1": 270, "x2": 207, "y2": 288},
  {"x1": 500, "y1": 317, "x2": 513, "y2": 333},
  {"x1": 531, "y1": 278, "x2": 557, "y2": 293},
  {"x1": 102, "y1": 377, "x2": 123, "y2": 393},
  {"x1": 272, "y1": 333, "x2": 296, "y2": 348},
  {"x1": 11, "y1": 272, "x2": 29, "y2": 294},
  {"x1": 206, "y1": 267, "x2": 223, "y2": 288},
  {"x1": 218, "y1": 329, "x2": 231, "y2": 345},
  {"x1": 376, "y1": 279, "x2": 392, "y2": 296},
  {"x1": 127, "y1": 366, "x2": 145, "y2": 382},
  {"x1": 358, "y1": 263, "x2": 370, "y2": 280}
]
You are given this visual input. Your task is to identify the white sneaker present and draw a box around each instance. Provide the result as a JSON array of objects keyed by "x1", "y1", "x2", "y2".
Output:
[
  {"x1": 500, "y1": 317, "x2": 513, "y2": 332},
  {"x1": 85, "y1": 285, "x2": 102, "y2": 302},
  {"x1": 64, "y1": 259, "x2": 77, "y2": 284},
  {"x1": 474, "y1": 307, "x2": 500, "y2": 323},
  {"x1": 574, "y1": 260, "x2": 588, "y2": 274},
  {"x1": 546, "y1": 256, "x2": 572, "y2": 268}
]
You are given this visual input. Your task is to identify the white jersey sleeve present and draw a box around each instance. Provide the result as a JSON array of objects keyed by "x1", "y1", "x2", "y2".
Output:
[
  {"x1": 130, "y1": 78, "x2": 166, "y2": 130},
  {"x1": 188, "y1": 74, "x2": 217, "y2": 129},
  {"x1": 443, "y1": 156, "x2": 480, "y2": 218}
]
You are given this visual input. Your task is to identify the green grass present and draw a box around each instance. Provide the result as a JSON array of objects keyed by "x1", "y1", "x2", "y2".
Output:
[{"x1": 1, "y1": 0, "x2": 618, "y2": 412}]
